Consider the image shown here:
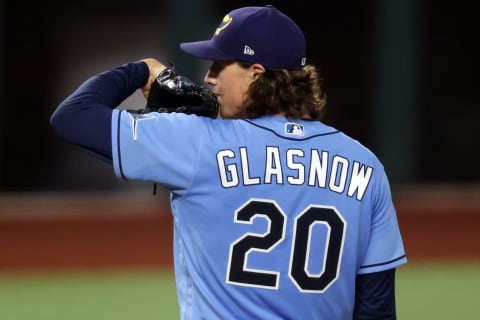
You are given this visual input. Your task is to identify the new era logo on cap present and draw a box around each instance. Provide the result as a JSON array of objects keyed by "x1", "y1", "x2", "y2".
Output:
[
  {"x1": 180, "y1": 5, "x2": 307, "y2": 70},
  {"x1": 244, "y1": 46, "x2": 255, "y2": 56}
]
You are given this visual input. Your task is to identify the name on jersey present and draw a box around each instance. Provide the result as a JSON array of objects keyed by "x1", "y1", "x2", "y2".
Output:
[{"x1": 216, "y1": 147, "x2": 373, "y2": 201}]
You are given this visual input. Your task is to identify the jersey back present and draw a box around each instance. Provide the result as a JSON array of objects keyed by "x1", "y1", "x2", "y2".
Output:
[{"x1": 112, "y1": 111, "x2": 407, "y2": 319}]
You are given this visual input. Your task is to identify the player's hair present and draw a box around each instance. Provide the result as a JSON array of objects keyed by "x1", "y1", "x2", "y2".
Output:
[{"x1": 242, "y1": 63, "x2": 327, "y2": 120}]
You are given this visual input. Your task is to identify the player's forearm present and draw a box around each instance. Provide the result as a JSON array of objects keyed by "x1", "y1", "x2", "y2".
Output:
[
  {"x1": 353, "y1": 268, "x2": 397, "y2": 319},
  {"x1": 50, "y1": 60, "x2": 149, "y2": 160}
]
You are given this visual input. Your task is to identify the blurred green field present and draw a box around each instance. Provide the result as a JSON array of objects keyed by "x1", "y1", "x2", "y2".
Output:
[
  {"x1": 396, "y1": 261, "x2": 480, "y2": 319},
  {"x1": 0, "y1": 261, "x2": 479, "y2": 319},
  {"x1": 0, "y1": 269, "x2": 179, "y2": 320}
]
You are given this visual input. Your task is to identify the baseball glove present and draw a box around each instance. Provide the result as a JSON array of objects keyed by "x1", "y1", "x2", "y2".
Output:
[{"x1": 142, "y1": 67, "x2": 219, "y2": 118}]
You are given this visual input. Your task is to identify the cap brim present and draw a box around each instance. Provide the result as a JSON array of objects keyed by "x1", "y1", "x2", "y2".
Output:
[{"x1": 180, "y1": 40, "x2": 233, "y2": 61}]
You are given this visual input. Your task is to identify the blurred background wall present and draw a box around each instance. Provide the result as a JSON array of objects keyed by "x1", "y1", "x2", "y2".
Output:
[{"x1": 0, "y1": 0, "x2": 479, "y2": 191}]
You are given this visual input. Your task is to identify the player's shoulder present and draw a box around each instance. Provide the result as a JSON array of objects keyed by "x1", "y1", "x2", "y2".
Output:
[
  {"x1": 316, "y1": 121, "x2": 385, "y2": 167},
  {"x1": 119, "y1": 109, "x2": 214, "y2": 123},
  {"x1": 115, "y1": 109, "x2": 217, "y2": 137}
]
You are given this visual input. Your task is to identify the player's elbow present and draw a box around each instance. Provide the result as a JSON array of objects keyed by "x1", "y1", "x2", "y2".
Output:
[{"x1": 50, "y1": 102, "x2": 70, "y2": 140}]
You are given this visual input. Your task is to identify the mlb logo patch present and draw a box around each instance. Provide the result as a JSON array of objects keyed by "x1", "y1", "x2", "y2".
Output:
[{"x1": 285, "y1": 123, "x2": 304, "y2": 136}]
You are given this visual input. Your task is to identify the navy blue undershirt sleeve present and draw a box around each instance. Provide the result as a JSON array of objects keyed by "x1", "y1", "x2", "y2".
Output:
[
  {"x1": 353, "y1": 268, "x2": 397, "y2": 319},
  {"x1": 50, "y1": 60, "x2": 150, "y2": 163}
]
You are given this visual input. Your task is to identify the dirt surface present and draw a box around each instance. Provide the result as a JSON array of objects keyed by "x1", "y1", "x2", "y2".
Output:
[{"x1": 1, "y1": 186, "x2": 479, "y2": 272}]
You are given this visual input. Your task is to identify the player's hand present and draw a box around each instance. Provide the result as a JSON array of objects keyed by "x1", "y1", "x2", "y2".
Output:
[{"x1": 141, "y1": 58, "x2": 167, "y2": 99}]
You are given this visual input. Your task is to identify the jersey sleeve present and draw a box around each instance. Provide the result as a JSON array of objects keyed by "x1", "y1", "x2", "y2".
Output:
[
  {"x1": 358, "y1": 164, "x2": 407, "y2": 274},
  {"x1": 50, "y1": 60, "x2": 149, "y2": 161},
  {"x1": 111, "y1": 110, "x2": 207, "y2": 191}
]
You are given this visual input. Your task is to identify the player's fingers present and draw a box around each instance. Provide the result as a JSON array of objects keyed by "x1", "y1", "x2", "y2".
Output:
[{"x1": 141, "y1": 58, "x2": 167, "y2": 98}]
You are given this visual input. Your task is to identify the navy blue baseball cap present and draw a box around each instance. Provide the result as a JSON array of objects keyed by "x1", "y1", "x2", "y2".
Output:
[{"x1": 180, "y1": 5, "x2": 307, "y2": 70}]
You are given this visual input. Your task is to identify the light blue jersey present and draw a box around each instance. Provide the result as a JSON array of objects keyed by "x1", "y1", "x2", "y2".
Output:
[{"x1": 112, "y1": 111, "x2": 407, "y2": 319}]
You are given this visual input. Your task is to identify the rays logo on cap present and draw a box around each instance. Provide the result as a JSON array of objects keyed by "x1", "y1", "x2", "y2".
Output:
[
  {"x1": 285, "y1": 122, "x2": 304, "y2": 136},
  {"x1": 215, "y1": 14, "x2": 233, "y2": 35}
]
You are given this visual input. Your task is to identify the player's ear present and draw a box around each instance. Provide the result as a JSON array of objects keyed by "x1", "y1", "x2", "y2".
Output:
[{"x1": 251, "y1": 63, "x2": 265, "y2": 80}]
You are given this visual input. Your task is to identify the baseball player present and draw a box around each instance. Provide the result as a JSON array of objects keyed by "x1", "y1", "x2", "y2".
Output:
[{"x1": 51, "y1": 5, "x2": 407, "y2": 320}]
